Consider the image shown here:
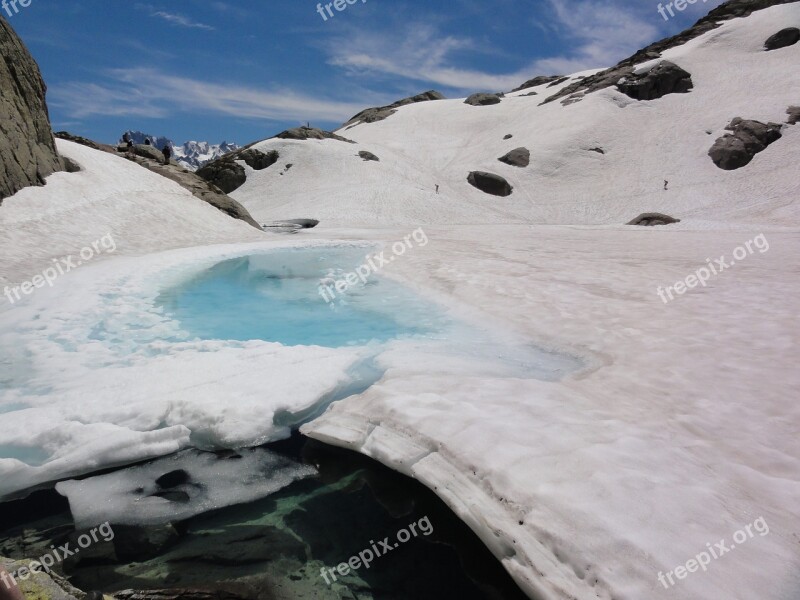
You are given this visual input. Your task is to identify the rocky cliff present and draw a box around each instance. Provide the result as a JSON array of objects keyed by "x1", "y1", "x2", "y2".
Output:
[{"x1": 0, "y1": 16, "x2": 63, "y2": 204}]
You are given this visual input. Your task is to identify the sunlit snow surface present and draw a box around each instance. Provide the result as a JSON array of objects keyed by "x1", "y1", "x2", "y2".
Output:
[{"x1": 0, "y1": 244, "x2": 579, "y2": 501}]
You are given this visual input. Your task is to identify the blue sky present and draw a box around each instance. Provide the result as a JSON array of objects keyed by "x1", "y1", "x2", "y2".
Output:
[{"x1": 8, "y1": 0, "x2": 725, "y2": 145}]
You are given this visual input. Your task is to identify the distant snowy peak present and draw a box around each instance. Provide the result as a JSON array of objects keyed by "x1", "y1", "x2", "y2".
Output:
[{"x1": 121, "y1": 130, "x2": 239, "y2": 171}]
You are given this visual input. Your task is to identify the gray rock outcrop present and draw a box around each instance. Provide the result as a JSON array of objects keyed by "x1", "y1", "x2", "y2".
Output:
[
  {"x1": 343, "y1": 90, "x2": 445, "y2": 127},
  {"x1": 511, "y1": 75, "x2": 564, "y2": 92},
  {"x1": 543, "y1": 0, "x2": 797, "y2": 106},
  {"x1": 196, "y1": 148, "x2": 279, "y2": 194},
  {"x1": 786, "y1": 106, "x2": 800, "y2": 125},
  {"x1": 358, "y1": 150, "x2": 380, "y2": 162},
  {"x1": 54, "y1": 131, "x2": 101, "y2": 150},
  {"x1": 467, "y1": 171, "x2": 513, "y2": 196},
  {"x1": 764, "y1": 27, "x2": 800, "y2": 50},
  {"x1": 0, "y1": 17, "x2": 64, "y2": 203},
  {"x1": 708, "y1": 117, "x2": 783, "y2": 170},
  {"x1": 464, "y1": 93, "x2": 502, "y2": 106},
  {"x1": 274, "y1": 126, "x2": 355, "y2": 143},
  {"x1": 627, "y1": 213, "x2": 680, "y2": 226},
  {"x1": 498, "y1": 147, "x2": 530, "y2": 167},
  {"x1": 616, "y1": 61, "x2": 693, "y2": 101}
]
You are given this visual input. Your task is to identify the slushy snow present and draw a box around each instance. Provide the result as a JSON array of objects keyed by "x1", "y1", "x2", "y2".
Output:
[{"x1": 0, "y1": 5, "x2": 798, "y2": 600}]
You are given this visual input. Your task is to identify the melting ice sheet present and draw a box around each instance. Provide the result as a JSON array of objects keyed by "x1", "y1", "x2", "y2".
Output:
[
  {"x1": 0, "y1": 244, "x2": 581, "y2": 501},
  {"x1": 56, "y1": 448, "x2": 316, "y2": 528}
]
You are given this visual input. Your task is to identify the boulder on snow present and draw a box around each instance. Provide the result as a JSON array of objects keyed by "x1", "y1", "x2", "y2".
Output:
[
  {"x1": 498, "y1": 147, "x2": 530, "y2": 167},
  {"x1": 467, "y1": 171, "x2": 513, "y2": 196},
  {"x1": 238, "y1": 148, "x2": 279, "y2": 170},
  {"x1": 196, "y1": 148, "x2": 278, "y2": 193},
  {"x1": 708, "y1": 117, "x2": 782, "y2": 170},
  {"x1": 503, "y1": 134, "x2": 513, "y2": 140},
  {"x1": 764, "y1": 27, "x2": 800, "y2": 50},
  {"x1": 358, "y1": 150, "x2": 380, "y2": 162},
  {"x1": 511, "y1": 75, "x2": 564, "y2": 92},
  {"x1": 464, "y1": 93, "x2": 502, "y2": 106},
  {"x1": 274, "y1": 126, "x2": 355, "y2": 144},
  {"x1": 273, "y1": 218, "x2": 319, "y2": 229},
  {"x1": 616, "y1": 61, "x2": 693, "y2": 101},
  {"x1": 196, "y1": 160, "x2": 246, "y2": 194},
  {"x1": 627, "y1": 213, "x2": 681, "y2": 226},
  {"x1": 343, "y1": 90, "x2": 445, "y2": 127},
  {"x1": 0, "y1": 18, "x2": 65, "y2": 203},
  {"x1": 786, "y1": 106, "x2": 800, "y2": 125}
]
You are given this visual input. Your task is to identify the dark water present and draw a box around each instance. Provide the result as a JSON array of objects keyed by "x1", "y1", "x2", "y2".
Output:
[{"x1": 0, "y1": 435, "x2": 528, "y2": 600}]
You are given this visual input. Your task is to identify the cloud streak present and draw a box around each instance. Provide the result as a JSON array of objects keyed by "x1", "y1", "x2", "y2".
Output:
[{"x1": 49, "y1": 68, "x2": 377, "y2": 124}]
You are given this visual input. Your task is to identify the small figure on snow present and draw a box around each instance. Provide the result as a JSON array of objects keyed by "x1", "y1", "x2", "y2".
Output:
[
  {"x1": 664, "y1": 179, "x2": 669, "y2": 191},
  {"x1": 435, "y1": 184, "x2": 440, "y2": 194}
]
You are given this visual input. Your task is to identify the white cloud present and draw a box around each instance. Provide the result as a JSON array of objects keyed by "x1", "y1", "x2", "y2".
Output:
[
  {"x1": 151, "y1": 11, "x2": 214, "y2": 30},
  {"x1": 49, "y1": 68, "x2": 375, "y2": 124}
]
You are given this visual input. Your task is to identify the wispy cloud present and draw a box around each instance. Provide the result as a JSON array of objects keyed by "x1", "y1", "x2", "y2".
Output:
[
  {"x1": 49, "y1": 68, "x2": 377, "y2": 124},
  {"x1": 151, "y1": 10, "x2": 214, "y2": 30}
]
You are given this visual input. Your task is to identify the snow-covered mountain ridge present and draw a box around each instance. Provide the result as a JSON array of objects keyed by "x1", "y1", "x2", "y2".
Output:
[{"x1": 122, "y1": 130, "x2": 240, "y2": 171}]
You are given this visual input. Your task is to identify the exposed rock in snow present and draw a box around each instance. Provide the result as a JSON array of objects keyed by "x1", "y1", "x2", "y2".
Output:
[
  {"x1": 196, "y1": 160, "x2": 246, "y2": 194},
  {"x1": 543, "y1": 0, "x2": 795, "y2": 105},
  {"x1": 239, "y1": 148, "x2": 280, "y2": 170},
  {"x1": 120, "y1": 143, "x2": 164, "y2": 163},
  {"x1": 358, "y1": 150, "x2": 380, "y2": 162},
  {"x1": 0, "y1": 18, "x2": 64, "y2": 203},
  {"x1": 764, "y1": 26, "x2": 800, "y2": 49},
  {"x1": 464, "y1": 93, "x2": 502, "y2": 106},
  {"x1": 467, "y1": 171, "x2": 513, "y2": 196},
  {"x1": 787, "y1": 105, "x2": 800, "y2": 125},
  {"x1": 708, "y1": 117, "x2": 783, "y2": 170},
  {"x1": 497, "y1": 147, "x2": 530, "y2": 168},
  {"x1": 343, "y1": 90, "x2": 445, "y2": 127},
  {"x1": 274, "y1": 126, "x2": 354, "y2": 143},
  {"x1": 503, "y1": 134, "x2": 513, "y2": 139},
  {"x1": 626, "y1": 212, "x2": 681, "y2": 226},
  {"x1": 616, "y1": 60, "x2": 693, "y2": 101},
  {"x1": 196, "y1": 149, "x2": 279, "y2": 194},
  {"x1": 511, "y1": 75, "x2": 563, "y2": 92}
]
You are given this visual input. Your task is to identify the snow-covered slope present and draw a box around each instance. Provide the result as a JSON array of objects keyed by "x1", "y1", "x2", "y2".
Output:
[
  {"x1": 0, "y1": 5, "x2": 797, "y2": 600},
  {"x1": 231, "y1": 5, "x2": 799, "y2": 228}
]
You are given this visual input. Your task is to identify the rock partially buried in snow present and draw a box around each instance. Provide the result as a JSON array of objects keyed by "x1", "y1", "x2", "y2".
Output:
[
  {"x1": 277, "y1": 218, "x2": 319, "y2": 229},
  {"x1": 626, "y1": 212, "x2": 681, "y2": 226},
  {"x1": 708, "y1": 117, "x2": 782, "y2": 170},
  {"x1": 616, "y1": 60, "x2": 693, "y2": 101},
  {"x1": 467, "y1": 171, "x2": 513, "y2": 196},
  {"x1": 511, "y1": 75, "x2": 564, "y2": 92},
  {"x1": 196, "y1": 160, "x2": 246, "y2": 194},
  {"x1": 786, "y1": 106, "x2": 800, "y2": 125},
  {"x1": 464, "y1": 93, "x2": 502, "y2": 106},
  {"x1": 358, "y1": 150, "x2": 380, "y2": 162},
  {"x1": 274, "y1": 126, "x2": 355, "y2": 144},
  {"x1": 498, "y1": 147, "x2": 530, "y2": 168},
  {"x1": 764, "y1": 27, "x2": 800, "y2": 50},
  {"x1": 343, "y1": 90, "x2": 445, "y2": 127}
]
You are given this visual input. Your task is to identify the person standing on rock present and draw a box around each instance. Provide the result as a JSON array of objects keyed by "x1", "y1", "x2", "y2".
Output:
[
  {"x1": 144, "y1": 138, "x2": 151, "y2": 146},
  {"x1": 162, "y1": 144, "x2": 172, "y2": 165}
]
